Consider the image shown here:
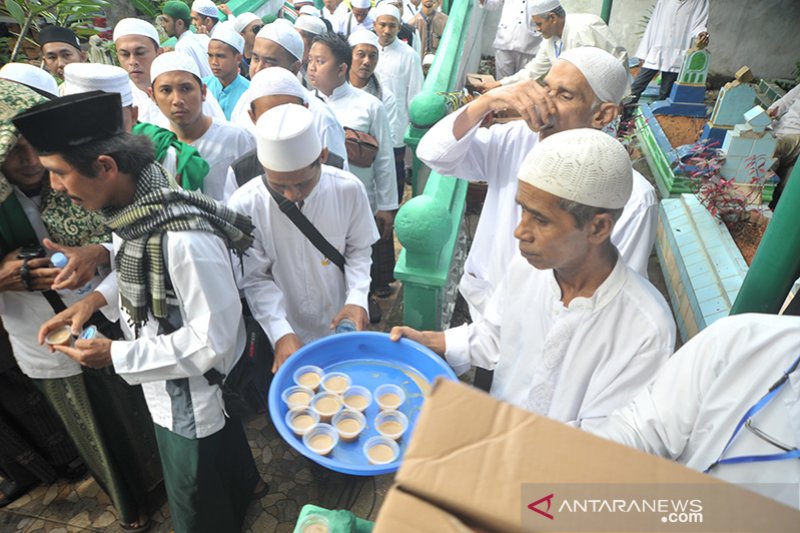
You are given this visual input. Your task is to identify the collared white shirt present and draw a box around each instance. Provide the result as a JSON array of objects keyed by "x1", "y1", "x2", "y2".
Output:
[
  {"x1": 591, "y1": 313, "x2": 800, "y2": 509},
  {"x1": 175, "y1": 31, "x2": 213, "y2": 78},
  {"x1": 361, "y1": 75, "x2": 404, "y2": 148},
  {"x1": 227, "y1": 167, "x2": 379, "y2": 345},
  {"x1": 318, "y1": 83, "x2": 398, "y2": 212},
  {"x1": 501, "y1": 13, "x2": 628, "y2": 85},
  {"x1": 185, "y1": 119, "x2": 255, "y2": 201},
  {"x1": 374, "y1": 38, "x2": 423, "y2": 141},
  {"x1": 444, "y1": 255, "x2": 675, "y2": 428},
  {"x1": 635, "y1": 0, "x2": 709, "y2": 73},
  {"x1": 97, "y1": 230, "x2": 245, "y2": 439},
  {"x1": 481, "y1": 0, "x2": 542, "y2": 54},
  {"x1": 416, "y1": 107, "x2": 658, "y2": 318},
  {"x1": 769, "y1": 83, "x2": 800, "y2": 136}
]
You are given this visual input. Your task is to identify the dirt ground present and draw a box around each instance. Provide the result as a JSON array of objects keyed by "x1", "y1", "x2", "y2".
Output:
[
  {"x1": 654, "y1": 114, "x2": 706, "y2": 148},
  {"x1": 730, "y1": 216, "x2": 768, "y2": 265}
]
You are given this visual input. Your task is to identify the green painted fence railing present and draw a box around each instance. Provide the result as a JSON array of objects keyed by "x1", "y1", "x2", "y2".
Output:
[{"x1": 394, "y1": 0, "x2": 482, "y2": 330}]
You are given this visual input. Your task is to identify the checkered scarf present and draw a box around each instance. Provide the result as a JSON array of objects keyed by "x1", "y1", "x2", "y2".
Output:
[{"x1": 101, "y1": 163, "x2": 254, "y2": 335}]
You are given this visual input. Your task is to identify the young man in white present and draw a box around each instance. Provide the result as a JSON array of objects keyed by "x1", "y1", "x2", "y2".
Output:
[
  {"x1": 228, "y1": 104, "x2": 378, "y2": 371},
  {"x1": 417, "y1": 47, "x2": 658, "y2": 321},
  {"x1": 393, "y1": 128, "x2": 675, "y2": 429},
  {"x1": 202, "y1": 23, "x2": 250, "y2": 120},
  {"x1": 149, "y1": 52, "x2": 255, "y2": 201},
  {"x1": 160, "y1": 1, "x2": 214, "y2": 78}
]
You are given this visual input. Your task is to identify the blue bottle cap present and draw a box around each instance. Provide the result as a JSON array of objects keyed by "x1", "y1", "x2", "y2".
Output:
[
  {"x1": 51, "y1": 252, "x2": 68, "y2": 268},
  {"x1": 79, "y1": 326, "x2": 97, "y2": 340}
]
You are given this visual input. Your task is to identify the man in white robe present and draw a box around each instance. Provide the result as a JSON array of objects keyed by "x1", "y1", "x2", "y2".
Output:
[
  {"x1": 477, "y1": 0, "x2": 627, "y2": 91},
  {"x1": 323, "y1": 0, "x2": 350, "y2": 27},
  {"x1": 417, "y1": 47, "x2": 657, "y2": 321},
  {"x1": 392, "y1": 128, "x2": 675, "y2": 428},
  {"x1": 161, "y1": 1, "x2": 214, "y2": 78},
  {"x1": 767, "y1": 84, "x2": 800, "y2": 208},
  {"x1": 591, "y1": 313, "x2": 800, "y2": 510},
  {"x1": 627, "y1": 0, "x2": 709, "y2": 104},
  {"x1": 479, "y1": 0, "x2": 541, "y2": 80},
  {"x1": 149, "y1": 52, "x2": 255, "y2": 201},
  {"x1": 336, "y1": 0, "x2": 375, "y2": 35},
  {"x1": 228, "y1": 104, "x2": 378, "y2": 371}
]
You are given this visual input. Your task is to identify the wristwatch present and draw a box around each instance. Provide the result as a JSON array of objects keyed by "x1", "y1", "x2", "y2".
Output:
[{"x1": 19, "y1": 259, "x2": 33, "y2": 291}]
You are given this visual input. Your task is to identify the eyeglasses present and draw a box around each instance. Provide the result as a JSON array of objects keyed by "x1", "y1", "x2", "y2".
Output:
[
  {"x1": 745, "y1": 419, "x2": 797, "y2": 453},
  {"x1": 252, "y1": 24, "x2": 264, "y2": 35}
]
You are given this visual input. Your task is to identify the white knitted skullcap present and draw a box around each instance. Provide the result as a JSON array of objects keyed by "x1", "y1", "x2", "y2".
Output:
[
  {"x1": 210, "y1": 21, "x2": 245, "y2": 53},
  {"x1": 295, "y1": 14, "x2": 327, "y2": 35},
  {"x1": 373, "y1": 3, "x2": 400, "y2": 20},
  {"x1": 63, "y1": 63, "x2": 133, "y2": 106},
  {"x1": 298, "y1": 5, "x2": 322, "y2": 17},
  {"x1": 422, "y1": 53, "x2": 434, "y2": 66},
  {"x1": 150, "y1": 51, "x2": 201, "y2": 83},
  {"x1": 249, "y1": 66, "x2": 308, "y2": 103},
  {"x1": 348, "y1": 29, "x2": 379, "y2": 49},
  {"x1": 528, "y1": 0, "x2": 561, "y2": 17},
  {"x1": 257, "y1": 20, "x2": 304, "y2": 61},
  {"x1": 233, "y1": 12, "x2": 260, "y2": 33},
  {"x1": 557, "y1": 46, "x2": 627, "y2": 104},
  {"x1": 256, "y1": 103, "x2": 321, "y2": 171},
  {"x1": 113, "y1": 18, "x2": 160, "y2": 46},
  {"x1": 192, "y1": 0, "x2": 219, "y2": 17},
  {"x1": 0, "y1": 63, "x2": 58, "y2": 97},
  {"x1": 351, "y1": 0, "x2": 372, "y2": 8},
  {"x1": 518, "y1": 128, "x2": 631, "y2": 209}
]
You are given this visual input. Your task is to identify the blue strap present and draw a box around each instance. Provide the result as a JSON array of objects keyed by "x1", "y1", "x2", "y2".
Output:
[{"x1": 704, "y1": 353, "x2": 800, "y2": 473}]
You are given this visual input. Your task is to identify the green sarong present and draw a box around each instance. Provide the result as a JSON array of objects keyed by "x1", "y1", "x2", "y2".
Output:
[{"x1": 154, "y1": 418, "x2": 259, "y2": 533}]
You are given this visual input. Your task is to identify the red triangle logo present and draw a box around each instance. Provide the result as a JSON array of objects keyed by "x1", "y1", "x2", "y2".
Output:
[{"x1": 528, "y1": 493, "x2": 555, "y2": 520}]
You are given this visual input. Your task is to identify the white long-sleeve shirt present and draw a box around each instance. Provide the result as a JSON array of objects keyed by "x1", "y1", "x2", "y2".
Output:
[
  {"x1": 319, "y1": 83, "x2": 398, "y2": 212},
  {"x1": 416, "y1": 107, "x2": 658, "y2": 318},
  {"x1": 482, "y1": 0, "x2": 542, "y2": 55},
  {"x1": 96, "y1": 230, "x2": 246, "y2": 439},
  {"x1": 227, "y1": 167, "x2": 379, "y2": 345},
  {"x1": 634, "y1": 0, "x2": 709, "y2": 73},
  {"x1": 175, "y1": 31, "x2": 213, "y2": 78},
  {"x1": 769, "y1": 83, "x2": 800, "y2": 136},
  {"x1": 591, "y1": 313, "x2": 800, "y2": 510},
  {"x1": 444, "y1": 254, "x2": 675, "y2": 429},
  {"x1": 501, "y1": 13, "x2": 628, "y2": 85},
  {"x1": 336, "y1": 12, "x2": 375, "y2": 35},
  {"x1": 375, "y1": 38, "x2": 423, "y2": 145},
  {"x1": 186, "y1": 119, "x2": 255, "y2": 201},
  {"x1": 362, "y1": 76, "x2": 404, "y2": 149}
]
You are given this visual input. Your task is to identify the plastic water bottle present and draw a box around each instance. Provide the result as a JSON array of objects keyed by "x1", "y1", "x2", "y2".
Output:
[
  {"x1": 335, "y1": 318, "x2": 357, "y2": 334},
  {"x1": 51, "y1": 252, "x2": 94, "y2": 295}
]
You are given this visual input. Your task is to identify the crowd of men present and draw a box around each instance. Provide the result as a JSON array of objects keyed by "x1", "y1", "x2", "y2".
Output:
[{"x1": 0, "y1": 0, "x2": 798, "y2": 531}]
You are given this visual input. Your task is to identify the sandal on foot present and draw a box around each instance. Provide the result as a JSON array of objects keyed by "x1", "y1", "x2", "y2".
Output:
[
  {"x1": 120, "y1": 515, "x2": 150, "y2": 533},
  {"x1": 252, "y1": 479, "x2": 270, "y2": 500}
]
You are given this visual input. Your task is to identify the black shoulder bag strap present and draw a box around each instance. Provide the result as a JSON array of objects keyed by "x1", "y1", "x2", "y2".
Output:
[{"x1": 263, "y1": 179, "x2": 346, "y2": 273}]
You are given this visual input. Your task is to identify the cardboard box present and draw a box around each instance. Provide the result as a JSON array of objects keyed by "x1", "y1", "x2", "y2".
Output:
[
  {"x1": 466, "y1": 73, "x2": 496, "y2": 89},
  {"x1": 374, "y1": 379, "x2": 800, "y2": 533}
]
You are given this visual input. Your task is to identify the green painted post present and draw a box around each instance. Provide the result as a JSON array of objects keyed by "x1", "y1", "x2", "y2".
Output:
[
  {"x1": 730, "y1": 163, "x2": 800, "y2": 314},
  {"x1": 600, "y1": 0, "x2": 613, "y2": 23}
]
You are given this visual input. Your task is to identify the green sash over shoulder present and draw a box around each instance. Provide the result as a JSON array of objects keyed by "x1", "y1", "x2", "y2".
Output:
[{"x1": 132, "y1": 122, "x2": 209, "y2": 192}]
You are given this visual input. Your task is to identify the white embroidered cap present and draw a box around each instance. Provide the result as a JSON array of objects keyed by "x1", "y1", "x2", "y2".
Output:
[
  {"x1": 210, "y1": 21, "x2": 245, "y2": 53},
  {"x1": 256, "y1": 103, "x2": 321, "y2": 171},
  {"x1": 249, "y1": 67, "x2": 308, "y2": 103},
  {"x1": 191, "y1": 0, "x2": 219, "y2": 18},
  {"x1": 295, "y1": 14, "x2": 327, "y2": 35},
  {"x1": 63, "y1": 63, "x2": 133, "y2": 106},
  {"x1": 0, "y1": 63, "x2": 59, "y2": 96},
  {"x1": 557, "y1": 46, "x2": 628, "y2": 104},
  {"x1": 150, "y1": 51, "x2": 201, "y2": 83},
  {"x1": 348, "y1": 29, "x2": 379, "y2": 49},
  {"x1": 528, "y1": 0, "x2": 562, "y2": 17},
  {"x1": 113, "y1": 17, "x2": 160, "y2": 46},
  {"x1": 373, "y1": 3, "x2": 400, "y2": 20},
  {"x1": 233, "y1": 12, "x2": 260, "y2": 33},
  {"x1": 256, "y1": 19, "x2": 305, "y2": 61},
  {"x1": 518, "y1": 128, "x2": 632, "y2": 209},
  {"x1": 351, "y1": 0, "x2": 372, "y2": 8}
]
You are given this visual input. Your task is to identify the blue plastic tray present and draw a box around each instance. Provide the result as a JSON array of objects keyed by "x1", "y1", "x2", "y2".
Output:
[{"x1": 268, "y1": 331, "x2": 457, "y2": 476}]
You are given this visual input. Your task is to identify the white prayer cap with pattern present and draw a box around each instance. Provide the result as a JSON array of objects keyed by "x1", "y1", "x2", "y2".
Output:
[
  {"x1": 351, "y1": 0, "x2": 372, "y2": 8},
  {"x1": 0, "y1": 63, "x2": 58, "y2": 97},
  {"x1": 234, "y1": 12, "x2": 260, "y2": 33},
  {"x1": 150, "y1": 51, "x2": 201, "y2": 83},
  {"x1": 63, "y1": 63, "x2": 133, "y2": 106},
  {"x1": 191, "y1": 0, "x2": 219, "y2": 17},
  {"x1": 257, "y1": 20, "x2": 304, "y2": 61},
  {"x1": 113, "y1": 18, "x2": 160, "y2": 46},
  {"x1": 348, "y1": 29, "x2": 379, "y2": 50},
  {"x1": 210, "y1": 21, "x2": 245, "y2": 53},
  {"x1": 295, "y1": 15, "x2": 327, "y2": 35},
  {"x1": 528, "y1": 0, "x2": 561, "y2": 17},
  {"x1": 256, "y1": 103, "x2": 321, "y2": 171},
  {"x1": 249, "y1": 67, "x2": 308, "y2": 103},
  {"x1": 373, "y1": 3, "x2": 400, "y2": 20},
  {"x1": 518, "y1": 128, "x2": 631, "y2": 209},
  {"x1": 298, "y1": 5, "x2": 322, "y2": 17},
  {"x1": 557, "y1": 46, "x2": 627, "y2": 104}
]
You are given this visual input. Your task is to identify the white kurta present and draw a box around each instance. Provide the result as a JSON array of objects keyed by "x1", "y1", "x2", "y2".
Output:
[
  {"x1": 323, "y1": 2, "x2": 349, "y2": 27},
  {"x1": 416, "y1": 107, "x2": 658, "y2": 318},
  {"x1": 482, "y1": 0, "x2": 541, "y2": 54},
  {"x1": 229, "y1": 85, "x2": 348, "y2": 168},
  {"x1": 362, "y1": 76, "x2": 404, "y2": 148},
  {"x1": 227, "y1": 167, "x2": 379, "y2": 345},
  {"x1": 635, "y1": 0, "x2": 709, "y2": 73},
  {"x1": 374, "y1": 38, "x2": 423, "y2": 143},
  {"x1": 403, "y1": 0, "x2": 420, "y2": 23},
  {"x1": 187, "y1": 119, "x2": 256, "y2": 201},
  {"x1": 501, "y1": 13, "x2": 628, "y2": 85},
  {"x1": 320, "y1": 83, "x2": 398, "y2": 212},
  {"x1": 769, "y1": 83, "x2": 800, "y2": 136},
  {"x1": 591, "y1": 313, "x2": 800, "y2": 509},
  {"x1": 175, "y1": 31, "x2": 213, "y2": 78},
  {"x1": 445, "y1": 254, "x2": 675, "y2": 428},
  {"x1": 96, "y1": 230, "x2": 245, "y2": 439},
  {"x1": 0, "y1": 188, "x2": 107, "y2": 379},
  {"x1": 336, "y1": 12, "x2": 375, "y2": 35}
]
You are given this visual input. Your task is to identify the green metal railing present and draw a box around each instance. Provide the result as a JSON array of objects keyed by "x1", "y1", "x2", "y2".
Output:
[{"x1": 394, "y1": 0, "x2": 478, "y2": 330}]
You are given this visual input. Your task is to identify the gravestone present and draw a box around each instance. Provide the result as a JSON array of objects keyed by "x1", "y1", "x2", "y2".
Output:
[
  {"x1": 651, "y1": 47, "x2": 711, "y2": 118},
  {"x1": 719, "y1": 105, "x2": 777, "y2": 187},
  {"x1": 701, "y1": 66, "x2": 758, "y2": 146}
]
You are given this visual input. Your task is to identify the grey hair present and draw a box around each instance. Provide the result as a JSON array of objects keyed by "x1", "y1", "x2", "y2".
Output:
[{"x1": 559, "y1": 198, "x2": 623, "y2": 228}]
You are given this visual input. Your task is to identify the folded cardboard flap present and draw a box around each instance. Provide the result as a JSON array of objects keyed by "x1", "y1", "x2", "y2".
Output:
[
  {"x1": 388, "y1": 378, "x2": 799, "y2": 533},
  {"x1": 374, "y1": 486, "x2": 485, "y2": 533},
  {"x1": 466, "y1": 73, "x2": 496, "y2": 87}
]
